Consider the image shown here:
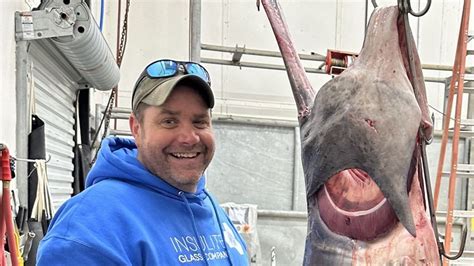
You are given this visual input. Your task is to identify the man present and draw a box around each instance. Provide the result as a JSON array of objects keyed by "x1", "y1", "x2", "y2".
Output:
[{"x1": 37, "y1": 59, "x2": 249, "y2": 265}]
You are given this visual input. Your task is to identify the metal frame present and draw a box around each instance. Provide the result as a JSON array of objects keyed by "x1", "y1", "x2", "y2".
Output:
[
  {"x1": 15, "y1": 41, "x2": 30, "y2": 211},
  {"x1": 200, "y1": 43, "x2": 458, "y2": 81}
]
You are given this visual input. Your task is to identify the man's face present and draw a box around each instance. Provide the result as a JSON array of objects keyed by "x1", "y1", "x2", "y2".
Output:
[{"x1": 130, "y1": 85, "x2": 215, "y2": 193}]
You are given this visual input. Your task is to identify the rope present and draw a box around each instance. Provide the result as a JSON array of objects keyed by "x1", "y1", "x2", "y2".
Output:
[{"x1": 31, "y1": 160, "x2": 54, "y2": 221}]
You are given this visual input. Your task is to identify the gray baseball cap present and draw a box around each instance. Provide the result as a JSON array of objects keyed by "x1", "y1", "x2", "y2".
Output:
[{"x1": 131, "y1": 70, "x2": 215, "y2": 112}]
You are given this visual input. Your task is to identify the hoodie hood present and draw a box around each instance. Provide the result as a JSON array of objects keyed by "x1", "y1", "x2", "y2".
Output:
[{"x1": 86, "y1": 136, "x2": 207, "y2": 198}]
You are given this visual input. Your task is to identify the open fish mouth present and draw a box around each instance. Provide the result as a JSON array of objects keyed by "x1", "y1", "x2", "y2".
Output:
[
  {"x1": 317, "y1": 168, "x2": 402, "y2": 241},
  {"x1": 301, "y1": 75, "x2": 422, "y2": 238}
]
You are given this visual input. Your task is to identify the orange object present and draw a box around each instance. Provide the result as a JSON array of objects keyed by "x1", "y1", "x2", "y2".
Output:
[
  {"x1": 0, "y1": 144, "x2": 19, "y2": 266},
  {"x1": 325, "y1": 49, "x2": 358, "y2": 75},
  {"x1": 432, "y1": 0, "x2": 471, "y2": 264}
]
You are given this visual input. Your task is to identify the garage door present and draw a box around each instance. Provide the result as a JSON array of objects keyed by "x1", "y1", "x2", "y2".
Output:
[{"x1": 29, "y1": 40, "x2": 78, "y2": 210}]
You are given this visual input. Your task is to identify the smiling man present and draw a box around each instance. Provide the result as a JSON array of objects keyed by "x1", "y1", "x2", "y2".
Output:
[{"x1": 37, "y1": 59, "x2": 249, "y2": 265}]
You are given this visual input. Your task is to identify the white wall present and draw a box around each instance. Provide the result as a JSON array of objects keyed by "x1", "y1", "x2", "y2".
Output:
[
  {"x1": 89, "y1": 0, "x2": 192, "y2": 130},
  {"x1": 0, "y1": 1, "x2": 30, "y2": 155}
]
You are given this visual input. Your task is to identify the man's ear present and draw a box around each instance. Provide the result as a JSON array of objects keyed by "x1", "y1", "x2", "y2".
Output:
[{"x1": 129, "y1": 113, "x2": 141, "y2": 141}]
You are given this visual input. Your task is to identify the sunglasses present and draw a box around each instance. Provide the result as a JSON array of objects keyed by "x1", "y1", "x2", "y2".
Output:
[{"x1": 145, "y1": 59, "x2": 211, "y2": 85}]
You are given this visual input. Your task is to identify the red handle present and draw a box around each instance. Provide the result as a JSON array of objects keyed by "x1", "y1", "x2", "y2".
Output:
[
  {"x1": 0, "y1": 144, "x2": 12, "y2": 181},
  {"x1": 0, "y1": 144, "x2": 19, "y2": 266}
]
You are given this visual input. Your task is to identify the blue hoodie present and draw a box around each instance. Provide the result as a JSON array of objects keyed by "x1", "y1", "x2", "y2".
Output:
[{"x1": 37, "y1": 137, "x2": 248, "y2": 265}]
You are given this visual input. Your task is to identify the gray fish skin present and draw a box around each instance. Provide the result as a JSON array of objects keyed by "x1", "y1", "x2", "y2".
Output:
[{"x1": 303, "y1": 199, "x2": 354, "y2": 265}]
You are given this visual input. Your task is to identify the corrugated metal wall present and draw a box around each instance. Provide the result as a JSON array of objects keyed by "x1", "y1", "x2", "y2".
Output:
[{"x1": 29, "y1": 41, "x2": 77, "y2": 210}]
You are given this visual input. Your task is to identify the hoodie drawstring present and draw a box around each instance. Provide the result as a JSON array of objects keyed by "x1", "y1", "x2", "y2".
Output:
[
  {"x1": 178, "y1": 191, "x2": 210, "y2": 266},
  {"x1": 204, "y1": 189, "x2": 235, "y2": 266}
]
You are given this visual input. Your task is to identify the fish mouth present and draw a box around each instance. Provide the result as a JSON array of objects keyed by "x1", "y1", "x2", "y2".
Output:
[
  {"x1": 302, "y1": 99, "x2": 421, "y2": 240},
  {"x1": 304, "y1": 131, "x2": 420, "y2": 240},
  {"x1": 317, "y1": 168, "x2": 399, "y2": 241}
]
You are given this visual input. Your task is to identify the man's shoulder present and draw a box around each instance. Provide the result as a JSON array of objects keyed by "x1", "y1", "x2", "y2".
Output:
[
  {"x1": 37, "y1": 234, "x2": 120, "y2": 265},
  {"x1": 60, "y1": 179, "x2": 127, "y2": 210},
  {"x1": 76, "y1": 178, "x2": 147, "y2": 204},
  {"x1": 47, "y1": 179, "x2": 140, "y2": 232},
  {"x1": 38, "y1": 180, "x2": 143, "y2": 263}
]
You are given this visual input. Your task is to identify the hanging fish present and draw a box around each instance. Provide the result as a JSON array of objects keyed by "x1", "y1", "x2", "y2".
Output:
[{"x1": 258, "y1": 0, "x2": 439, "y2": 264}]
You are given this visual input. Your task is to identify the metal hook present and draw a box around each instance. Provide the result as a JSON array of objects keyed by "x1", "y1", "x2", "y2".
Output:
[
  {"x1": 371, "y1": 0, "x2": 378, "y2": 8},
  {"x1": 400, "y1": 0, "x2": 431, "y2": 17},
  {"x1": 440, "y1": 224, "x2": 468, "y2": 260},
  {"x1": 372, "y1": 0, "x2": 431, "y2": 17}
]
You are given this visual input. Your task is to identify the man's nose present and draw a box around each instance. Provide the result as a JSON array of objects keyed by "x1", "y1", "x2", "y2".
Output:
[{"x1": 177, "y1": 124, "x2": 200, "y2": 145}]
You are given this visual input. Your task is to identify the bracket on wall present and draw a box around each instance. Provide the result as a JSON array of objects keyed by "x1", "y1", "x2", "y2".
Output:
[
  {"x1": 232, "y1": 45, "x2": 245, "y2": 64},
  {"x1": 14, "y1": 8, "x2": 75, "y2": 41}
]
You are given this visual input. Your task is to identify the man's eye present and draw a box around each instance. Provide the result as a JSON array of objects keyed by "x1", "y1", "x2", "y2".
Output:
[
  {"x1": 161, "y1": 119, "x2": 178, "y2": 128},
  {"x1": 194, "y1": 120, "x2": 209, "y2": 129}
]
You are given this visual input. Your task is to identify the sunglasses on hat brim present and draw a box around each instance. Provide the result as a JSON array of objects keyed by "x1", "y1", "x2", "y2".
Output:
[{"x1": 145, "y1": 59, "x2": 211, "y2": 86}]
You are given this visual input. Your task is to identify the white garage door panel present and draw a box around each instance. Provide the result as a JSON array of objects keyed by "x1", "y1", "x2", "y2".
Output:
[{"x1": 29, "y1": 41, "x2": 77, "y2": 209}]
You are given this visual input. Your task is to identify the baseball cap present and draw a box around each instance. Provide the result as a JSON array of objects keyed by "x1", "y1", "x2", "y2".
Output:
[{"x1": 131, "y1": 70, "x2": 215, "y2": 112}]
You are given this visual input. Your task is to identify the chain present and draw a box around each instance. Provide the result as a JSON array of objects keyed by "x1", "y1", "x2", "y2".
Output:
[{"x1": 117, "y1": 0, "x2": 131, "y2": 67}]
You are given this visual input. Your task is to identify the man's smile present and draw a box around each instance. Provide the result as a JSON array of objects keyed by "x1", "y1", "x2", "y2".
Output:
[{"x1": 170, "y1": 152, "x2": 201, "y2": 159}]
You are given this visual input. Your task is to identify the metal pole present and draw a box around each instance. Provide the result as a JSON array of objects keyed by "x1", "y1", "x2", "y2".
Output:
[
  {"x1": 364, "y1": 0, "x2": 369, "y2": 37},
  {"x1": 201, "y1": 57, "x2": 326, "y2": 74},
  {"x1": 15, "y1": 40, "x2": 30, "y2": 206},
  {"x1": 201, "y1": 43, "x2": 325, "y2": 61},
  {"x1": 189, "y1": 0, "x2": 201, "y2": 62},
  {"x1": 257, "y1": 209, "x2": 307, "y2": 219}
]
